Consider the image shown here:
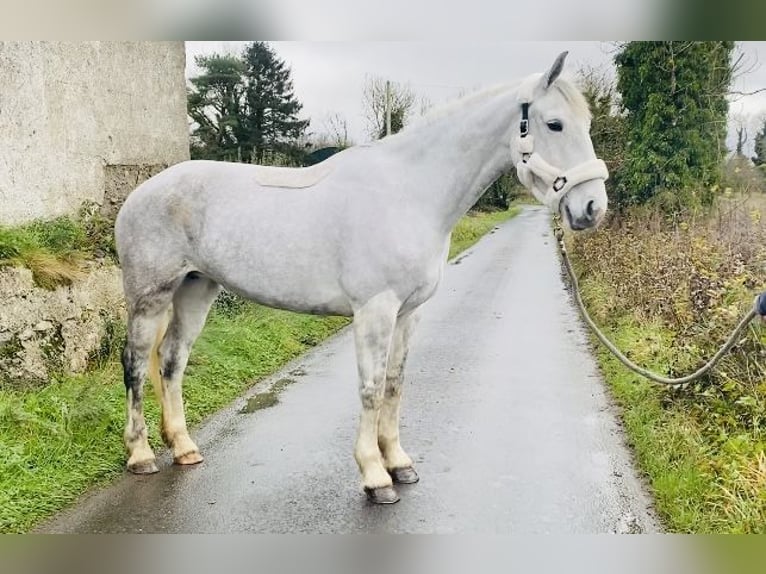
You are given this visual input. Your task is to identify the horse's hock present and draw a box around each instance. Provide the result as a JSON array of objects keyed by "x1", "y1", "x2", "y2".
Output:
[{"x1": 0, "y1": 42, "x2": 190, "y2": 385}]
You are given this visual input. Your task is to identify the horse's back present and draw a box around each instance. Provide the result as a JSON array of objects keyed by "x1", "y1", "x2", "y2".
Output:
[{"x1": 115, "y1": 160, "x2": 355, "y2": 311}]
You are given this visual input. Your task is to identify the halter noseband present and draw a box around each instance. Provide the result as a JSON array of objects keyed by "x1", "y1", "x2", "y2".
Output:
[{"x1": 514, "y1": 92, "x2": 609, "y2": 214}]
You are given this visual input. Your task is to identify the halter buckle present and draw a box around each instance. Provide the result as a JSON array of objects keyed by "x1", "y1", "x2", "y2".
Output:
[
  {"x1": 519, "y1": 119, "x2": 529, "y2": 137},
  {"x1": 553, "y1": 176, "x2": 567, "y2": 192}
]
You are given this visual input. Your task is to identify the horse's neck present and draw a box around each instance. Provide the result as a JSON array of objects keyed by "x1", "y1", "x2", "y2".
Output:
[{"x1": 387, "y1": 86, "x2": 519, "y2": 232}]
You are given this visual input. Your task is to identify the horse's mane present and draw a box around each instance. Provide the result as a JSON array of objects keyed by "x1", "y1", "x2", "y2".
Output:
[
  {"x1": 395, "y1": 74, "x2": 590, "y2": 137},
  {"x1": 400, "y1": 83, "x2": 517, "y2": 134},
  {"x1": 415, "y1": 84, "x2": 517, "y2": 127}
]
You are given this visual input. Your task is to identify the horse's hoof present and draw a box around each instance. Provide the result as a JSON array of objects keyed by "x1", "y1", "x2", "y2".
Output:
[
  {"x1": 365, "y1": 485, "x2": 400, "y2": 504},
  {"x1": 127, "y1": 459, "x2": 159, "y2": 475},
  {"x1": 174, "y1": 451, "x2": 204, "y2": 466},
  {"x1": 389, "y1": 466, "x2": 420, "y2": 484}
]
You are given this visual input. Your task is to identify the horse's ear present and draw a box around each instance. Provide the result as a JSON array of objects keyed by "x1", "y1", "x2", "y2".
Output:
[{"x1": 542, "y1": 51, "x2": 568, "y2": 89}]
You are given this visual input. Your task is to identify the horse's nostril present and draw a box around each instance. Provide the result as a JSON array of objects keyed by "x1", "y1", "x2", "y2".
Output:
[{"x1": 586, "y1": 200, "x2": 595, "y2": 218}]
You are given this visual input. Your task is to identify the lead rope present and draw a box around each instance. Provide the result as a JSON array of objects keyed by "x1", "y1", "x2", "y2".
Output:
[{"x1": 552, "y1": 218, "x2": 759, "y2": 386}]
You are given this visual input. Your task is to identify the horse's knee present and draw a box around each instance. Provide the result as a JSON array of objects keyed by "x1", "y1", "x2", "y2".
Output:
[{"x1": 359, "y1": 376, "x2": 386, "y2": 410}]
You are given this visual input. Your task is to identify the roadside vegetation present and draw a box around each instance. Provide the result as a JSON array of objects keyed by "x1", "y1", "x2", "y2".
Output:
[
  {"x1": 0, "y1": 203, "x2": 116, "y2": 290},
  {"x1": 567, "y1": 42, "x2": 766, "y2": 532},
  {"x1": 0, "y1": 207, "x2": 518, "y2": 533},
  {"x1": 449, "y1": 205, "x2": 520, "y2": 258},
  {"x1": 568, "y1": 194, "x2": 766, "y2": 532}
]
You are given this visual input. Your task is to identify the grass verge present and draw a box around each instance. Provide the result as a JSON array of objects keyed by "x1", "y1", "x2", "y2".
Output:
[
  {"x1": 449, "y1": 206, "x2": 520, "y2": 259},
  {"x1": 569, "y1": 198, "x2": 766, "y2": 533},
  {"x1": 587, "y1": 318, "x2": 766, "y2": 533},
  {"x1": 0, "y1": 207, "x2": 519, "y2": 533}
]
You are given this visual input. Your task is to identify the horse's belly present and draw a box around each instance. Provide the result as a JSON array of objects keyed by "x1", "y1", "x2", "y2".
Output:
[
  {"x1": 213, "y1": 265, "x2": 353, "y2": 317},
  {"x1": 234, "y1": 285, "x2": 354, "y2": 317}
]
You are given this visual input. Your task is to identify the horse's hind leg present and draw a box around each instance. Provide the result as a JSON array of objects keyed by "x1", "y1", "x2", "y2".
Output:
[
  {"x1": 379, "y1": 309, "x2": 420, "y2": 485},
  {"x1": 157, "y1": 274, "x2": 221, "y2": 465},
  {"x1": 352, "y1": 291, "x2": 400, "y2": 504},
  {"x1": 123, "y1": 293, "x2": 174, "y2": 474}
]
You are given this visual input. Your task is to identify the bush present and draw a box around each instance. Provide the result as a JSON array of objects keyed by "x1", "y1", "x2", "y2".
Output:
[
  {"x1": 570, "y1": 197, "x2": 764, "y2": 364},
  {"x1": 472, "y1": 173, "x2": 524, "y2": 211},
  {"x1": 568, "y1": 195, "x2": 766, "y2": 530}
]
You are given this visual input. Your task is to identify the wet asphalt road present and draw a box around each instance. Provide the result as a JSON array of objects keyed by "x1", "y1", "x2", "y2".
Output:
[{"x1": 39, "y1": 206, "x2": 659, "y2": 533}]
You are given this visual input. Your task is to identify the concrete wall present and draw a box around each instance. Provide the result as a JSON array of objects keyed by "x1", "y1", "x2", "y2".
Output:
[{"x1": 0, "y1": 41, "x2": 189, "y2": 225}]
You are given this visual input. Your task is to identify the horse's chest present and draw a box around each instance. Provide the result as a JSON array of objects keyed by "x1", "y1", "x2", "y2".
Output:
[{"x1": 400, "y1": 257, "x2": 446, "y2": 312}]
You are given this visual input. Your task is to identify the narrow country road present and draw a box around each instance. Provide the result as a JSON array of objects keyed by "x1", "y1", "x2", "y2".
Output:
[{"x1": 39, "y1": 206, "x2": 660, "y2": 533}]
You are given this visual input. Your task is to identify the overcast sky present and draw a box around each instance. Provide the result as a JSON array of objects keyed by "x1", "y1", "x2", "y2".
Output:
[{"x1": 186, "y1": 41, "x2": 766, "y2": 155}]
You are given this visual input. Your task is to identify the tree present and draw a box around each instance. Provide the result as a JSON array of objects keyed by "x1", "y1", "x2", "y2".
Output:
[
  {"x1": 735, "y1": 124, "x2": 747, "y2": 157},
  {"x1": 362, "y1": 76, "x2": 415, "y2": 139},
  {"x1": 241, "y1": 42, "x2": 309, "y2": 164},
  {"x1": 472, "y1": 173, "x2": 523, "y2": 211},
  {"x1": 615, "y1": 41, "x2": 734, "y2": 207},
  {"x1": 753, "y1": 117, "x2": 766, "y2": 167},
  {"x1": 187, "y1": 54, "x2": 246, "y2": 161},
  {"x1": 187, "y1": 43, "x2": 310, "y2": 164}
]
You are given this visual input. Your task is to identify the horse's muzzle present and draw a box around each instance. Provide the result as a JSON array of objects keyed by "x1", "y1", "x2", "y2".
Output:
[{"x1": 564, "y1": 199, "x2": 604, "y2": 231}]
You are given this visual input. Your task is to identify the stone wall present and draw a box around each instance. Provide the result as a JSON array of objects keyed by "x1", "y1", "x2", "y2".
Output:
[
  {"x1": 0, "y1": 265, "x2": 125, "y2": 385},
  {"x1": 0, "y1": 41, "x2": 189, "y2": 226},
  {"x1": 0, "y1": 42, "x2": 190, "y2": 384}
]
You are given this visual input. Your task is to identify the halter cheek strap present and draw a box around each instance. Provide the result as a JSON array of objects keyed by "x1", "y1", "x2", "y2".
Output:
[{"x1": 514, "y1": 98, "x2": 609, "y2": 214}]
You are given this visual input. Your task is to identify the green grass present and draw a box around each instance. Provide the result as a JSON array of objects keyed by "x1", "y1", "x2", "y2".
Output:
[
  {"x1": 583, "y1": 297, "x2": 766, "y2": 533},
  {"x1": 0, "y1": 207, "x2": 519, "y2": 533},
  {"x1": 449, "y1": 207, "x2": 520, "y2": 259},
  {"x1": 0, "y1": 206, "x2": 116, "y2": 289}
]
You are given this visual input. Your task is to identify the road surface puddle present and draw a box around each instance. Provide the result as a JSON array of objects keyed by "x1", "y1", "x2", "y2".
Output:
[{"x1": 240, "y1": 377, "x2": 296, "y2": 413}]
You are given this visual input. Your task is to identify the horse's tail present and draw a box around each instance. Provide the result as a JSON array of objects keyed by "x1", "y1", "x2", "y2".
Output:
[{"x1": 148, "y1": 306, "x2": 171, "y2": 404}]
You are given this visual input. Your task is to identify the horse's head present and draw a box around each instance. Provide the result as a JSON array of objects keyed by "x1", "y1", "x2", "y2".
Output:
[{"x1": 513, "y1": 52, "x2": 608, "y2": 231}]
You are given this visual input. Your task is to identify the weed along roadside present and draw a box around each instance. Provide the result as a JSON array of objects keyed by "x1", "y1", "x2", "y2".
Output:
[
  {"x1": 0, "y1": 207, "x2": 518, "y2": 533},
  {"x1": 567, "y1": 198, "x2": 766, "y2": 533}
]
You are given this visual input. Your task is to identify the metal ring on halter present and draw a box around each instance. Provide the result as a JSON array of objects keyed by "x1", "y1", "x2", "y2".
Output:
[{"x1": 552, "y1": 176, "x2": 567, "y2": 192}]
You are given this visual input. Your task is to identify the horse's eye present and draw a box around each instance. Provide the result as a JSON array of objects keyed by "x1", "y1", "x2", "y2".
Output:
[{"x1": 547, "y1": 121, "x2": 563, "y2": 132}]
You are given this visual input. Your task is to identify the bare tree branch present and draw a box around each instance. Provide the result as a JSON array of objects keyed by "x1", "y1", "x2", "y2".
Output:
[
  {"x1": 323, "y1": 112, "x2": 351, "y2": 148},
  {"x1": 362, "y1": 75, "x2": 416, "y2": 139},
  {"x1": 728, "y1": 87, "x2": 766, "y2": 97}
]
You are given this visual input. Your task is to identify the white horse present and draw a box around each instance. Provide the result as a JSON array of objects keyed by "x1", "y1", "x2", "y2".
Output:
[{"x1": 115, "y1": 51, "x2": 608, "y2": 504}]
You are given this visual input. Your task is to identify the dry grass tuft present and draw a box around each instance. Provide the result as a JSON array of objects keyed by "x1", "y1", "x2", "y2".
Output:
[{"x1": 19, "y1": 249, "x2": 87, "y2": 290}]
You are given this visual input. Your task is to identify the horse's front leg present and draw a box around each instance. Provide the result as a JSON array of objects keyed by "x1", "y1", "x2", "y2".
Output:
[
  {"x1": 378, "y1": 309, "x2": 420, "y2": 485},
  {"x1": 352, "y1": 291, "x2": 400, "y2": 504}
]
